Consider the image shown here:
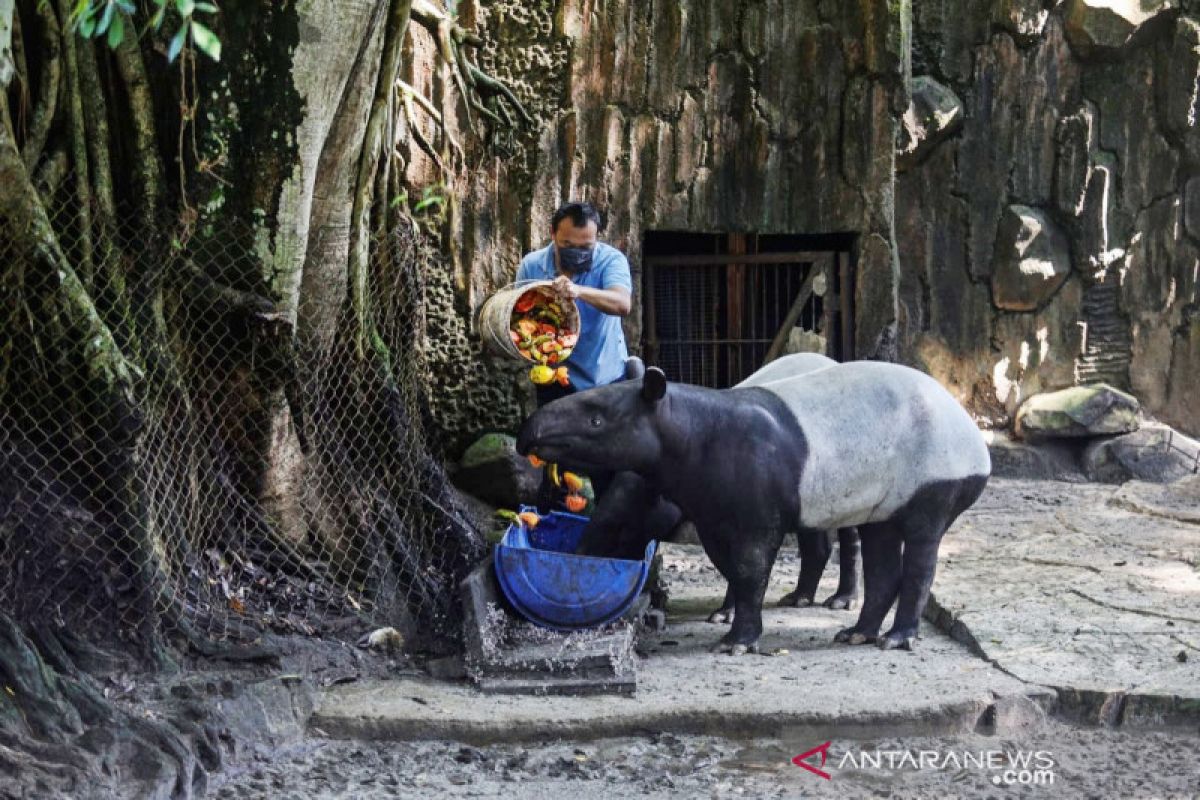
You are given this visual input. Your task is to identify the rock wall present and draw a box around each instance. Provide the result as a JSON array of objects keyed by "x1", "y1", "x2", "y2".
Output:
[
  {"x1": 900, "y1": 0, "x2": 1200, "y2": 434},
  {"x1": 407, "y1": 0, "x2": 1200, "y2": 451},
  {"x1": 401, "y1": 1, "x2": 910, "y2": 455}
]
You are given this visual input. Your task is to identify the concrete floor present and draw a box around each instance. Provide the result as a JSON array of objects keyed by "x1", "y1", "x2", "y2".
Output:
[{"x1": 312, "y1": 477, "x2": 1200, "y2": 743}]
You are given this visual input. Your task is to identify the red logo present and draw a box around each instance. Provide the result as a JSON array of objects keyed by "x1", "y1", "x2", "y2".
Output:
[{"x1": 792, "y1": 741, "x2": 832, "y2": 780}]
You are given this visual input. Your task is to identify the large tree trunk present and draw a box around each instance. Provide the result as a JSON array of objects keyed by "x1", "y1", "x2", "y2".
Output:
[{"x1": 0, "y1": 0, "x2": 489, "y2": 791}]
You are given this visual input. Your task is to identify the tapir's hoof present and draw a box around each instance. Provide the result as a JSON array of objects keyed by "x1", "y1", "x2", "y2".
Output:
[
  {"x1": 706, "y1": 608, "x2": 734, "y2": 624},
  {"x1": 777, "y1": 591, "x2": 815, "y2": 608},
  {"x1": 877, "y1": 630, "x2": 917, "y2": 651},
  {"x1": 822, "y1": 593, "x2": 856, "y2": 611},
  {"x1": 710, "y1": 639, "x2": 760, "y2": 655},
  {"x1": 834, "y1": 627, "x2": 876, "y2": 645}
]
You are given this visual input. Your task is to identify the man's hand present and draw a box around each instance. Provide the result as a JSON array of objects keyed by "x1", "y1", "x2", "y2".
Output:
[
  {"x1": 552, "y1": 274, "x2": 581, "y2": 302},
  {"x1": 552, "y1": 275, "x2": 631, "y2": 316}
]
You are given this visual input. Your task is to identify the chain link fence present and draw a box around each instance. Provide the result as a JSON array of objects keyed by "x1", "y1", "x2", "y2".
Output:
[{"x1": 0, "y1": 200, "x2": 484, "y2": 653}]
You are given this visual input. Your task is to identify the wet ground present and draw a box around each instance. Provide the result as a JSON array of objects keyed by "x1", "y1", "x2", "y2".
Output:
[
  {"x1": 214, "y1": 477, "x2": 1200, "y2": 799},
  {"x1": 212, "y1": 724, "x2": 1200, "y2": 799}
]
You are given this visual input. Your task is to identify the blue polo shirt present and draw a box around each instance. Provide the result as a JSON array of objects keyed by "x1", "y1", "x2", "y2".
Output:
[{"x1": 516, "y1": 242, "x2": 632, "y2": 390}]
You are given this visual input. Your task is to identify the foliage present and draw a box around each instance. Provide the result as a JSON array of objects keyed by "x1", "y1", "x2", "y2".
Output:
[{"x1": 66, "y1": 0, "x2": 221, "y2": 62}]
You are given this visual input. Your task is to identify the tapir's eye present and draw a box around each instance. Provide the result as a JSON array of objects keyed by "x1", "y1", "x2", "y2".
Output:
[{"x1": 589, "y1": 416, "x2": 602, "y2": 428}]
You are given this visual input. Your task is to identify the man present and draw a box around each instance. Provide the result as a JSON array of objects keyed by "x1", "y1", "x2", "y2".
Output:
[
  {"x1": 516, "y1": 201, "x2": 632, "y2": 407},
  {"x1": 516, "y1": 201, "x2": 632, "y2": 510}
]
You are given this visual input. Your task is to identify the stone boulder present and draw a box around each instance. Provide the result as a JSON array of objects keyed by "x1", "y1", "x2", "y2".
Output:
[
  {"x1": 986, "y1": 431, "x2": 1086, "y2": 481},
  {"x1": 1015, "y1": 384, "x2": 1141, "y2": 439},
  {"x1": 1064, "y1": 0, "x2": 1179, "y2": 57},
  {"x1": 897, "y1": 76, "x2": 964, "y2": 171},
  {"x1": 1082, "y1": 424, "x2": 1200, "y2": 483},
  {"x1": 991, "y1": 205, "x2": 1071, "y2": 311},
  {"x1": 451, "y1": 433, "x2": 541, "y2": 508}
]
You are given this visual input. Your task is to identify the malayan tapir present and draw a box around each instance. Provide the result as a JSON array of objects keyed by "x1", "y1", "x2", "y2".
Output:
[
  {"x1": 516, "y1": 360, "x2": 990, "y2": 654},
  {"x1": 575, "y1": 355, "x2": 861, "y2": 619}
]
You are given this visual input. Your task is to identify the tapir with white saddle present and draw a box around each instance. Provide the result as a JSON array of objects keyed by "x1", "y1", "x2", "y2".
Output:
[
  {"x1": 574, "y1": 353, "x2": 861, "y2": 617},
  {"x1": 516, "y1": 359, "x2": 991, "y2": 654}
]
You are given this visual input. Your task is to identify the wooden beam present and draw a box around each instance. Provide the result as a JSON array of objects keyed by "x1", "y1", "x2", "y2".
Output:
[
  {"x1": 726, "y1": 232, "x2": 746, "y2": 386},
  {"x1": 762, "y1": 258, "x2": 827, "y2": 365},
  {"x1": 644, "y1": 252, "x2": 832, "y2": 267},
  {"x1": 839, "y1": 251, "x2": 854, "y2": 361}
]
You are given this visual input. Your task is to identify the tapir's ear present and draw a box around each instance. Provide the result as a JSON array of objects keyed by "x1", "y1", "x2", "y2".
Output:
[
  {"x1": 642, "y1": 367, "x2": 667, "y2": 403},
  {"x1": 624, "y1": 356, "x2": 646, "y2": 380}
]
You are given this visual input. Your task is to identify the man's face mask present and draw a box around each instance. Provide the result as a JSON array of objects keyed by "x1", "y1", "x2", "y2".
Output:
[{"x1": 556, "y1": 243, "x2": 594, "y2": 274}]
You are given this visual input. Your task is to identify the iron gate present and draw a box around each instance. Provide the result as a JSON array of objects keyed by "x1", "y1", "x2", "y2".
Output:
[{"x1": 642, "y1": 236, "x2": 854, "y2": 388}]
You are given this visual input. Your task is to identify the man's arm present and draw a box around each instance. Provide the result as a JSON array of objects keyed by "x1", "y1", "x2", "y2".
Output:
[{"x1": 552, "y1": 277, "x2": 632, "y2": 316}]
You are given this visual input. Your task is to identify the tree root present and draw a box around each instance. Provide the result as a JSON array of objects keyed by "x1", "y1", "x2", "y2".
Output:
[
  {"x1": 2, "y1": 614, "x2": 210, "y2": 799},
  {"x1": 19, "y1": 0, "x2": 59, "y2": 171},
  {"x1": 402, "y1": 0, "x2": 530, "y2": 165},
  {"x1": 78, "y1": 39, "x2": 116, "y2": 230},
  {"x1": 33, "y1": 145, "x2": 68, "y2": 199},
  {"x1": 112, "y1": 29, "x2": 165, "y2": 239},
  {"x1": 55, "y1": 0, "x2": 94, "y2": 287},
  {"x1": 351, "y1": 0, "x2": 413, "y2": 359}
]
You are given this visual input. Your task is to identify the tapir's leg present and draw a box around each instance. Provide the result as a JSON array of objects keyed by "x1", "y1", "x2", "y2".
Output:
[
  {"x1": 822, "y1": 527, "x2": 860, "y2": 609},
  {"x1": 778, "y1": 529, "x2": 831, "y2": 607},
  {"x1": 877, "y1": 529, "x2": 941, "y2": 651},
  {"x1": 707, "y1": 586, "x2": 735, "y2": 624},
  {"x1": 877, "y1": 477, "x2": 988, "y2": 651},
  {"x1": 835, "y1": 522, "x2": 901, "y2": 645},
  {"x1": 698, "y1": 529, "x2": 736, "y2": 624},
  {"x1": 714, "y1": 532, "x2": 784, "y2": 655}
]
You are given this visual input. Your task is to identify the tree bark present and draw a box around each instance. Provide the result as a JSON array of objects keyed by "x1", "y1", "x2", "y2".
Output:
[
  {"x1": 0, "y1": 0, "x2": 13, "y2": 91},
  {"x1": 256, "y1": 0, "x2": 393, "y2": 543}
]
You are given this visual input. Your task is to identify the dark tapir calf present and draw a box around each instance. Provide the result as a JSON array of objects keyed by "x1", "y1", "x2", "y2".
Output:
[
  {"x1": 576, "y1": 355, "x2": 861, "y2": 617},
  {"x1": 516, "y1": 361, "x2": 990, "y2": 655}
]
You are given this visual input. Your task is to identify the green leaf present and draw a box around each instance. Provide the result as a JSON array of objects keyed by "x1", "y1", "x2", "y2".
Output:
[
  {"x1": 176, "y1": 0, "x2": 195, "y2": 15},
  {"x1": 414, "y1": 195, "x2": 445, "y2": 212},
  {"x1": 79, "y1": 10, "x2": 97, "y2": 37},
  {"x1": 116, "y1": 0, "x2": 135, "y2": 12},
  {"x1": 97, "y1": 1, "x2": 115, "y2": 35},
  {"x1": 190, "y1": 20, "x2": 220, "y2": 61},
  {"x1": 167, "y1": 24, "x2": 187, "y2": 62},
  {"x1": 69, "y1": 0, "x2": 89, "y2": 24},
  {"x1": 194, "y1": 2, "x2": 219, "y2": 12},
  {"x1": 149, "y1": 3, "x2": 166, "y2": 30},
  {"x1": 106, "y1": 13, "x2": 124, "y2": 47}
]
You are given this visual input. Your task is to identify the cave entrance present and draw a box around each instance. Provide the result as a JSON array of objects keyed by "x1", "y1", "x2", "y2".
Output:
[{"x1": 641, "y1": 232, "x2": 856, "y2": 388}]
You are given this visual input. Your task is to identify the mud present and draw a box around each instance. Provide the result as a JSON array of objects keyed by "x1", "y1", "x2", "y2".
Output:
[{"x1": 211, "y1": 723, "x2": 1200, "y2": 799}]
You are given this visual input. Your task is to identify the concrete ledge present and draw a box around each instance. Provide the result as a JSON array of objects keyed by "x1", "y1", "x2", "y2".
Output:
[
  {"x1": 311, "y1": 675, "x2": 1051, "y2": 745},
  {"x1": 314, "y1": 543, "x2": 1053, "y2": 745}
]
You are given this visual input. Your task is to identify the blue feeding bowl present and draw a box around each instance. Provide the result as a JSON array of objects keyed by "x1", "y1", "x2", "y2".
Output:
[{"x1": 494, "y1": 506, "x2": 657, "y2": 631}]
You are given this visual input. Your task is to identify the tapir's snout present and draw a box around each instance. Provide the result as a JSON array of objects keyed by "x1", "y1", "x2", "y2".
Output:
[{"x1": 514, "y1": 401, "x2": 590, "y2": 465}]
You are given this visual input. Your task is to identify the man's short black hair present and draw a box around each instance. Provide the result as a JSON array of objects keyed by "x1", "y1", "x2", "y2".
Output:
[{"x1": 551, "y1": 201, "x2": 604, "y2": 233}]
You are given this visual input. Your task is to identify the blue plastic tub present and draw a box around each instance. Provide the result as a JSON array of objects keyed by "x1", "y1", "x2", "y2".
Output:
[{"x1": 494, "y1": 506, "x2": 656, "y2": 631}]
